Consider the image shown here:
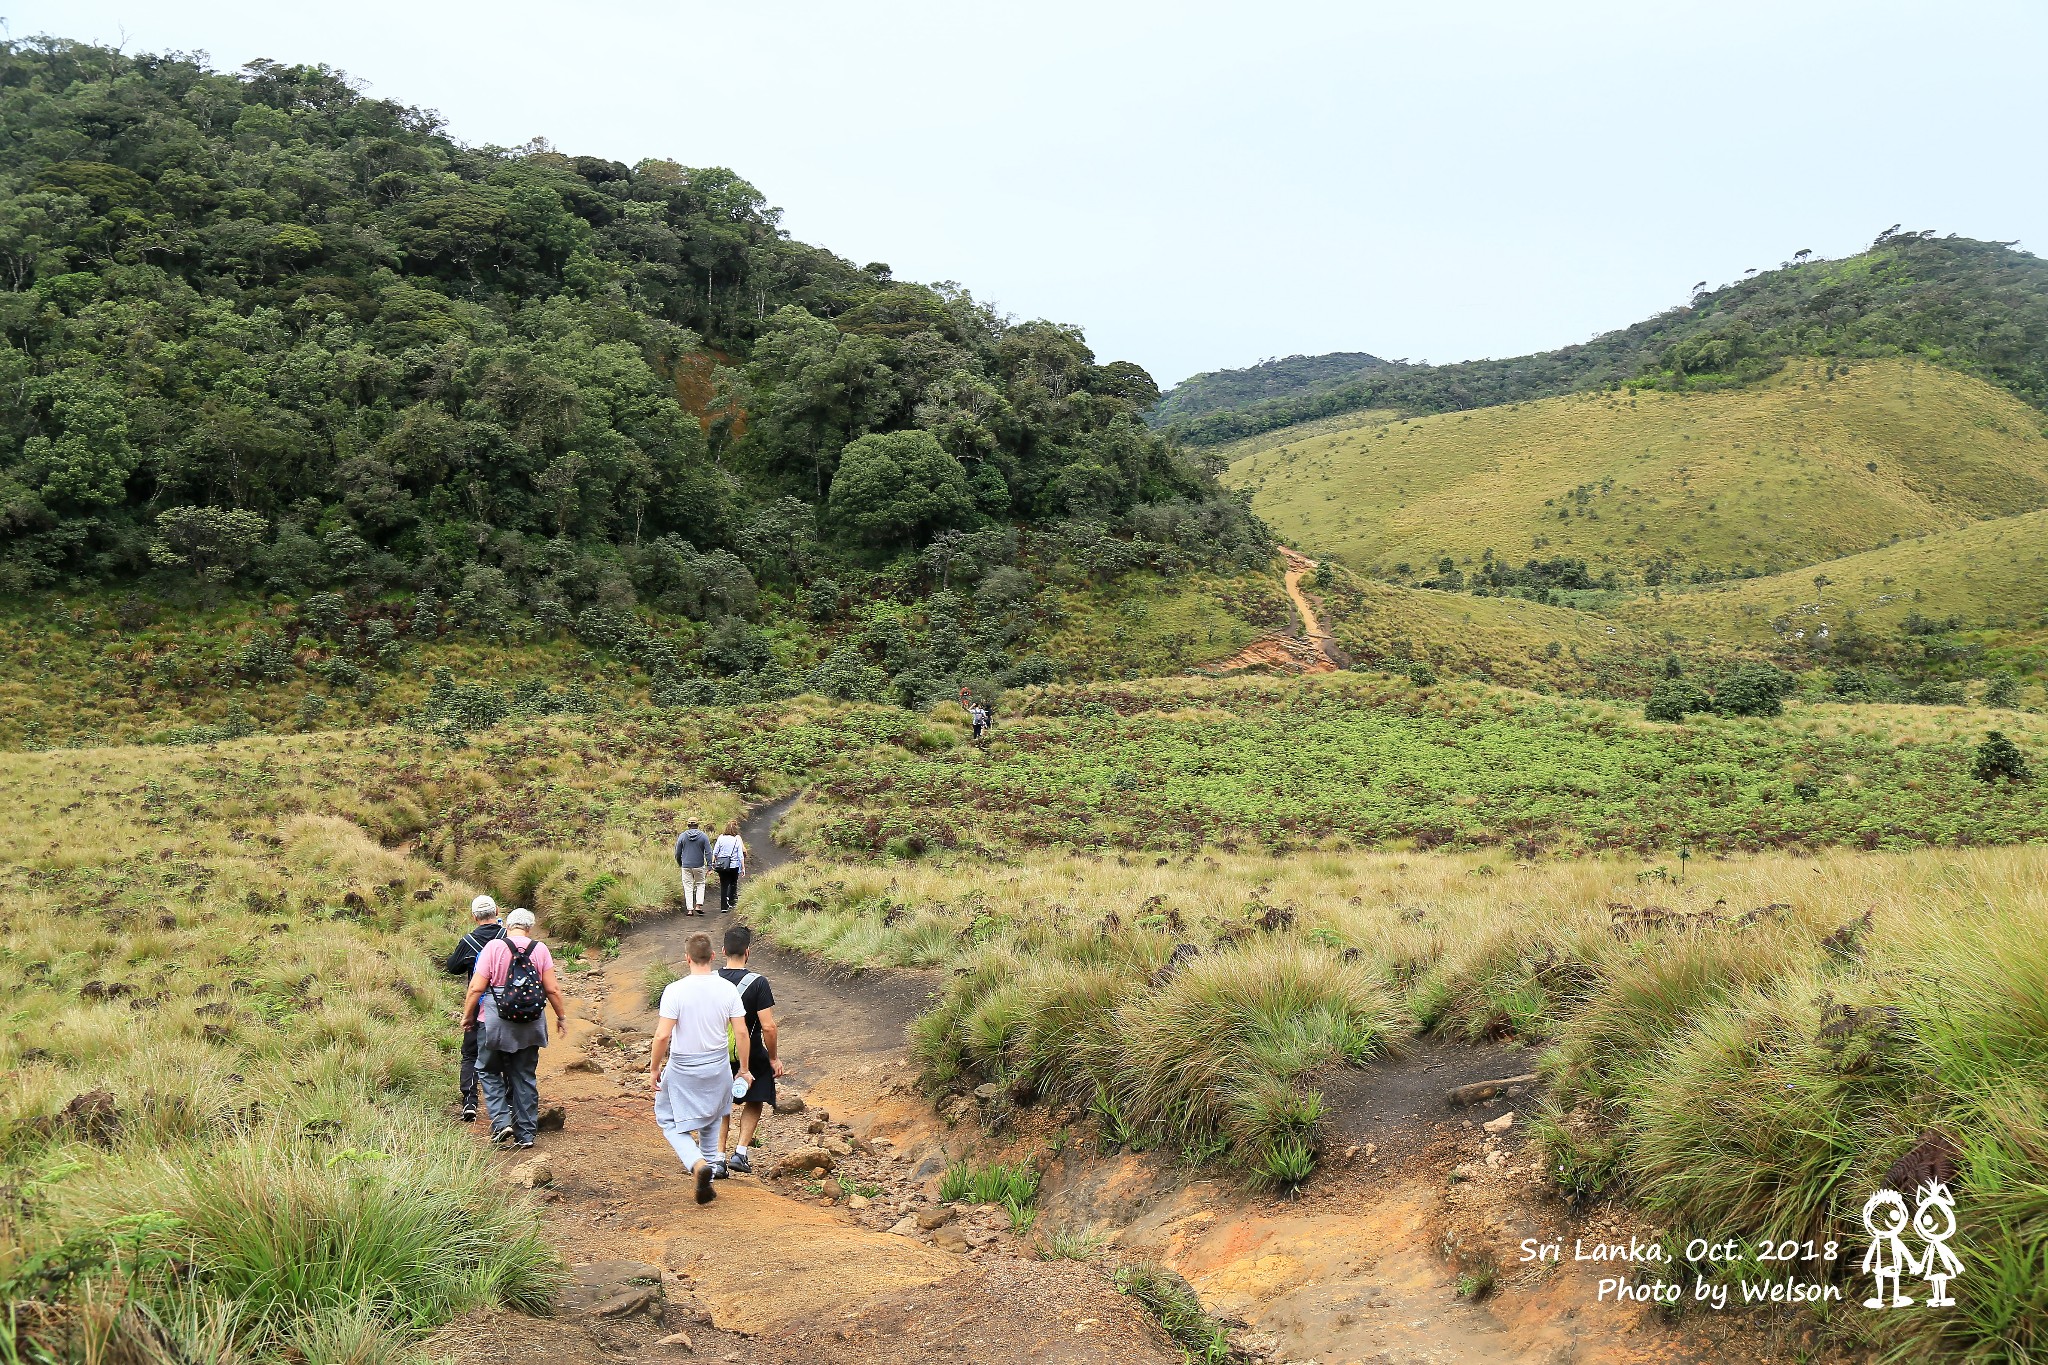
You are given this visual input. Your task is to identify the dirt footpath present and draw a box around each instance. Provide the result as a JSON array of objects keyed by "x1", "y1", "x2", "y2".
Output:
[
  {"x1": 431, "y1": 805, "x2": 1838, "y2": 1365},
  {"x1": 430, "y1": 821, "x2": 1181, "y2": 1365}
]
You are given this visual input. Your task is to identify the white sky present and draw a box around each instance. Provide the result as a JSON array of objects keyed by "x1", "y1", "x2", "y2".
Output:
[{"x1": 16, "y1": 0, "x2": 2047, "y2": 388}]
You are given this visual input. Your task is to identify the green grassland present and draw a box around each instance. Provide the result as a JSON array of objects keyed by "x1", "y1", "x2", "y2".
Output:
[
  {"x1": 1040, "y1": 569, "x2": 1291, "y2": 677},
  {"x1": 1203, "y1": 407, "x2": 1402, "y2": 469},
  {"x1": 1617, "y1": 507, "x2": 2048, "y2": 649},
  {"x1": 0, "y1": 560, "x2": 1304, "y2": 750},
  {"x1": 5, "y1": 668, "x2": 2046, "y2": 1360},
  {"x1": 788, "y1": 673, "x2": 2048, "y2": 859},
  {"x1": 1225, "y1": 359, "x2": 2048, "y2": 583},
  {"x1": 1304, "y1": 561, "x2": 1662, "y2": 694}
]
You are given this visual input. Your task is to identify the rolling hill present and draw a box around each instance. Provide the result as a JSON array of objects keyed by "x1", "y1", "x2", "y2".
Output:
[
  {"x1": 1615, "y1": 506, "x2": 2048, "y2": 647},
  {"x1": 1305, "y1": 561, "x2": 1660, "y2": 693},
  {"x1": 1159, "y1": 234, "x2": 2048, "y2": 447},
  {"x1": 1223, "y1": 357, "x2": 2048, "y2": 583}
]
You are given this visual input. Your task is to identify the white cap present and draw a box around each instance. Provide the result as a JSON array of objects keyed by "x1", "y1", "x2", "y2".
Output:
[
  {"x1": 506, "y1": 908, "x2": 536, "y2": 930},
  {"x1": 470, "y1": 895, "x2": 498, "y2": 919}
]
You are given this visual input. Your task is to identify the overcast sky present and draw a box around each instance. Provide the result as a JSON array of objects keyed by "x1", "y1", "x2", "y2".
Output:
[{"x1": 18, "y1": 0, "x2": 2047, "y2": 387}]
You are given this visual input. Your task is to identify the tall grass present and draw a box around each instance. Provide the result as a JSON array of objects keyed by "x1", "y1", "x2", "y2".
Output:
[
  {"x1": 759, "y1": 836, "x2": 2048, "y2": 1355},
  {"x1": 0, "y1": 733, "x2": 726, "y2": 1360}
]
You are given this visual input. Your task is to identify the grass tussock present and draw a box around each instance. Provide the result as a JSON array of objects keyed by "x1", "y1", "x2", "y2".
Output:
[{"x1": 756, "y1": 836, "x2": 2048, "y2": 1357}]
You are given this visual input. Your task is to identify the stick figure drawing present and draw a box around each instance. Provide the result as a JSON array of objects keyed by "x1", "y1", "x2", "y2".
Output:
[
  {"x1": 1862, "y1": 1190, "x2": 1916, "y2": 1309},
  {"x1": 1913, "y1": 1182, "x2": 1962, "y2": 1307}
]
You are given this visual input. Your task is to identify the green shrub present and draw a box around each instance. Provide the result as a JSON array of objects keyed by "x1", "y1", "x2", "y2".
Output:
[
  {"x1": 1975, "y1": 731, "x2": 2032, "y2": 783},
  {"x1": 1984, "y1": 673, "x2": 2023, "y2": 709},
  {"x1": 1712, "y1": 663, "x2": 1794, "y2": 717},
  {"x1": 1644, "y1": 678, "x2": 1710, "y2": 722}
]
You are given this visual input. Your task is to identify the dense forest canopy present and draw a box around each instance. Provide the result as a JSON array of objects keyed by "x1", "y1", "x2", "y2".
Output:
[
  {"x1": 1159, "y1": 233, "x2": 2048, "y2": 445},
  {"x1": 1149, "y1": 350, "x2": 1399, "y2": 426},
  {"x1": 0, "y1": 38, "x2": 1264, "y2": 603}
]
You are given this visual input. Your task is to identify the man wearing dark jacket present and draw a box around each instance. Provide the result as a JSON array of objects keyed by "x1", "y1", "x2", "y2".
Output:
[
  {"x1": 674, "y1": 818, "x2": 712, "y2": 916},
  {"x1": 445, "y1": 894, "x2": 506, "y2": 1122}
]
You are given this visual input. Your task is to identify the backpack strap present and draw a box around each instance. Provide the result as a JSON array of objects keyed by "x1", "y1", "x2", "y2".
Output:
[{"x1": 735, "y1": 971, "x2": 760, "y2": 1002}]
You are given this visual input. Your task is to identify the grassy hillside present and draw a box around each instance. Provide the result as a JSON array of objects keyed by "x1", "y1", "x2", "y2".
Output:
[
  {"x1": 1225, "y1": 358, "x2": 2048, "y2": 583},
  {"x1": 0, "y1": 560, "x2": 1298, "y2": 748},
  {"x1": 788, "y1": 673, "x2": 2048, "y2": 859},
  {"x1": 1304, "y1": 562, "x2": 1662, "y2": 694},
  {"x1": 1619, "y1": 506, "x2": 2048, "y2": 647},
  {"x1": 1162, "y1": 233, "x2": 2048, "y2": 446}
]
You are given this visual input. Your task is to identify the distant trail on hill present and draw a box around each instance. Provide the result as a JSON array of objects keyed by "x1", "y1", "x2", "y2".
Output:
[{"x1": 1203, "y1": 549, "x2": 1339, "y2": 675}]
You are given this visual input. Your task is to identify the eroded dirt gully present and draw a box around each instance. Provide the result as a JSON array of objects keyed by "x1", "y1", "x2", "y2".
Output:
[{"x1": 432, "y1": 802, "x2": 1832, "y2": 1365}]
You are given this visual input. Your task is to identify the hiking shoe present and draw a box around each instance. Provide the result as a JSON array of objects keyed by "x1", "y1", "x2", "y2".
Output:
[
  {"x1": 516, "y1": 1140, "x2": 535, "y2": 1150},
  {"x1": 461, "y1": 1104, "x2": 477, "y2": 1122},
  {"x1": 695, "y1": 1164, "x2": 717, "y2": 1205},
  {"x1": 726, "y1": 1151, "x2": 753, "y2": 1174},
  {"x1": 490, "y1": 1128, "x2": 515, "y2": 1145},
  {"x1": 710, "y1": 1160, "x2": 730, "y2": 1180}
]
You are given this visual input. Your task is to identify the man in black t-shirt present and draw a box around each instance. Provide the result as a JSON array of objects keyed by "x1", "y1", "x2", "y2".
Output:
[
  {"x1": 716, "y1": 925, "x2": 784, "y2": 1173},
  {"x1": 444, "y1": 895, "x2": 506, "y2": 1122}
]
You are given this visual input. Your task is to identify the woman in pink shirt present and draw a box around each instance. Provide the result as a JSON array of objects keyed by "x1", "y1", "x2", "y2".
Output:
[{"x1": 459, "y1": 908, "x2": 568, "y2": 1149}]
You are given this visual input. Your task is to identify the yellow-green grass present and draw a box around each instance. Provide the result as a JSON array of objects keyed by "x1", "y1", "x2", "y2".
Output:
[
  {"x1": 1203, "y1": 407, "x2": 1402, "y2": 468},
  {"x1": 1224, "y1": 358, "x2": 2048, "y2": 581},
  {"x1": 1615, "y1": 506, "x2": 2048, "y2": 651},
  {"x1": 751, "y1": 840, "x2": 2048, "y2": 1357},
  {"x1": 1305, "y1": 560, "x2": 1663, "y2": 693},
  {"x1": 0, "y1": 735, "x2": 660, "y2": 1359},
  {"x1": 1040, "y1": 568, "x2": 1292, "y2": 678}
]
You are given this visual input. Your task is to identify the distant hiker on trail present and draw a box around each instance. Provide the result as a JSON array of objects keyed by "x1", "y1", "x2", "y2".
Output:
[
  {"x1": 712, "y1": 820, "x2": 746, "y2": 914},
  {"x1": 445, "y1": 894, "x2": 507, "y2": 1123},
  {"x1": 971, "y1": 704, "x2": 989, "y2": 739},
  {"x1": 651, "y1": 931, "x2": 751, "y2": 1205},
  {"x1": 459, "y1": 908, "x2": 569, "y2": 1150},
  {"x1": 675, "y1": 817, "x2": 712, "y2": 916},
  {"x1": 716, "y1": 925, "x2": 785, "y2": 1174}
]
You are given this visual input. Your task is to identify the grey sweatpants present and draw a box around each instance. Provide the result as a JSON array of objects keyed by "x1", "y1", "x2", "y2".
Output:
[{"x1": 655, "y1": 1049, "x2": 734, "y2": 1170}]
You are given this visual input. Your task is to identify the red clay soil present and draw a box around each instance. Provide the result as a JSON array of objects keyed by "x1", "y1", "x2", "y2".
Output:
[{"x1": 1206, "y1": 548, "x2": 1340, "y2": 676}]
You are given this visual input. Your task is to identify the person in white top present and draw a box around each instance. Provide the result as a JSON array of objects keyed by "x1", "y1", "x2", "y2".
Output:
[
  {"x1": 710, "y1": 820, "x2": 747, "y2": 915},
  {"x1": 650, "y1": 931, "x2": 751, "y2": 1204}
]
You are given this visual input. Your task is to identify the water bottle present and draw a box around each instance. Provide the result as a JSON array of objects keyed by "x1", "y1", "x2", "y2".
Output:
[{"x1": 732, "y1": 1075, "x2": 750, "y2": 1101}]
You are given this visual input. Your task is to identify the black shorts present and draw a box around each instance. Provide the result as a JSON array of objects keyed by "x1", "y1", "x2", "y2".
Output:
[{"x1": 733, "y1": 1039, "x2": 776, "y2": 1108}]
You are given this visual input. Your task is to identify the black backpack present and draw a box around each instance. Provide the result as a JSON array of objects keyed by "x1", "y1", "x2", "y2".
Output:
[{"x1": 493, "y1": 941, "x2": 547, "y2": 1023}]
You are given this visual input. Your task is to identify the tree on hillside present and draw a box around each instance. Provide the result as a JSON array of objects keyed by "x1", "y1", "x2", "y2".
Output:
[
  {"x1": 827, "y1": 431, "x2": 972, "y2": 549},
  {"x1": 1974, "y1": 732, "x2": 2031, "y2": 783}
]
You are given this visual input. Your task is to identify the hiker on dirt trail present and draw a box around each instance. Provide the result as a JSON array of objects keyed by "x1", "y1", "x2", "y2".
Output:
[
  {"x1": 651, "y1": 931, "x2": 752, "y2": 1205},
  {"x1": 459, "y1": 908, "x2": 569, "y2": 1151},
  {"x1": 716, "y1": 925, "x2": 785, "y2": 1174},
  {"x1": 445, "y1": 895, "x2": 508, "y2": 1123},
  {"x1": 675, "y1": 817, "x2": 712, "y2": 916},
  {"x1": 711, "y1": 820, "x2": 746, "y2": 914},
  {"x1": 971, "y1": 704, "x2": 989, "y2": 739}
]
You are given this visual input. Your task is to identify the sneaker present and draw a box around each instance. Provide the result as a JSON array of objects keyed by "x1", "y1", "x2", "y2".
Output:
[
  {"x1": 516, "y1": 1140, "x2": 535, "y2": 1150},
  {"x1": 490, "y1": 1128, "x2": 515, "y2": 1145},
  {"x1": 694, "y1": 1164, "x2": 717, "y2": 1205},
  {"x1": 709, "y1": 1160, "x2": 730, "y2": 1180},
  {"x1": 461, "y1": 1104, "x2": 477, "y2": 1123},
  {"x1": 726, "y1": 1151, "x2": 753, "y2": 1174}
]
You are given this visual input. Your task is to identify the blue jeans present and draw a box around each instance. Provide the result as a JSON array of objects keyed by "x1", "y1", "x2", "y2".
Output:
[{"x1": 479, "y1": 1045, "x2": 540, "y2": 1141}]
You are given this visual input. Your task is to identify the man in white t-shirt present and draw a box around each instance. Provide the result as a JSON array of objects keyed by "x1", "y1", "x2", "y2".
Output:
[{"x1": 651, "y1": 931, "x2": 752, "y2": 1205}]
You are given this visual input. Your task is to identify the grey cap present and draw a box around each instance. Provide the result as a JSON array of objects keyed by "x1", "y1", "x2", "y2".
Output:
[
  {"x1": 506, "y1": 908, "x2": 536, "y2": 930},
  {"x1": 470, "y1": 895, "x2": 498, "y2": 919}
]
